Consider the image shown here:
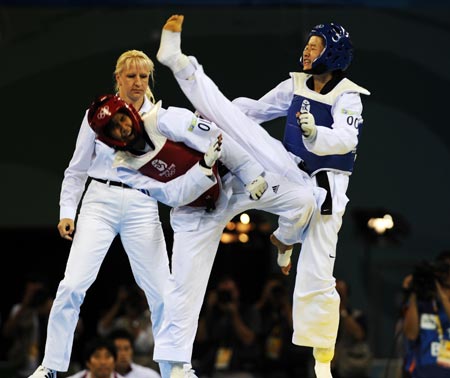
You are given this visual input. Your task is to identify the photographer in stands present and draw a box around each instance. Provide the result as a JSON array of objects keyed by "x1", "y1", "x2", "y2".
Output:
[
  {"x1": 402, "y1": 250, "x2": 450, "y2": 377},
  {"x1": 194, "y1": 275, "x2": 261, "y2": 378}
]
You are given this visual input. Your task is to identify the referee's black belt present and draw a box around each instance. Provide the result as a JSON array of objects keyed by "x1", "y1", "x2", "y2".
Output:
[
  {"x1": 91, "y1": 177, "x2": 132, "y2": 189},
  {"x1": 297, "y1": 162, "x2": 332, "y2": 215}
]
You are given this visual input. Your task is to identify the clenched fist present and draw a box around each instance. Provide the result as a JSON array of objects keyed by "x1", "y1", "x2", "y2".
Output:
[
  {"x1": 203, "y1": 134, "x2": 223, "y2": 167},
  {"x1": 246, "y1": 175, "x2": 268, "y2": 200},
  {"x1": 296, "y1": 112, "x2": 317, "y2": 139}
]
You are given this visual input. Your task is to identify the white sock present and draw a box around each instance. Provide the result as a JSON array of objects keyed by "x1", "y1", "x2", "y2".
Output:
[
  {"x1": 314, "y1": 360, "x2": 333, "y2": 378},
  {"x1": 170, "y1": 362, "x2": 185, "y2": 378},
  {"x1": 157, "y1": 29, "x2": 190, "y2": 73}
]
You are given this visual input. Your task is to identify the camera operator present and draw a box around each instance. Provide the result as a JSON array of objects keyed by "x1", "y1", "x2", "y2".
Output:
[
  {"x1": 2, "y1": 275, "x2": 53, "y2": 378},
  {"x1": 254, "y1": 274, "x2": 312, "y2": 378},
  {"x1": 194, "y1": 275, "x2": 261, "y2": 378},
  {"x1": 402, "y1": 250, "x2": 450, "y2": 377}
]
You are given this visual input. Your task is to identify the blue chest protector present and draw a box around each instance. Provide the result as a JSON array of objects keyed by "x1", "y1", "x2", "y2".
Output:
[{"x1": 284, "y1": 73, "x2": 363, "y2": 176}]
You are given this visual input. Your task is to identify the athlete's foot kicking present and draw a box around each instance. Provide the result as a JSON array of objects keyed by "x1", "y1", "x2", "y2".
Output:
[
  {"x1": 163, "y1": 14, "x2": 183, "y2": 32},
  {"x1": 270, "y1": 234, "x2": 293, "y2": 275},
  {"x1": 157, "y1": 14, "x2": 190, "y2": 73}
]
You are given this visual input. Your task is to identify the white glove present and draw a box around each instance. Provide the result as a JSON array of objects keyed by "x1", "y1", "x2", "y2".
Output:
[
  {"x1": 246, "y1": 175, "x2": 268, "y2": 200},
  {"x1": 203, "y1": 134, "x2": 223, "y2": 167},
  {"x1": 277, "y1": 249, "x2": 292, "y2": 267},
  {"x1": 297, "y1": 112, "x2": 317, "y2": 140}
]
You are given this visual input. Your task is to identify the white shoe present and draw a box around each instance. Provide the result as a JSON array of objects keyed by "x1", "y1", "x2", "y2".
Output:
[
  {"x1": 183, "y1": 364, "x2": 198, "y2": 378},
  {"x1": 29, "y1": 365, "x2": 57, "y2": 378}
]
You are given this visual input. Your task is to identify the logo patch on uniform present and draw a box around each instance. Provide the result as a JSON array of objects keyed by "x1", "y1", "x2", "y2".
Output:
[
  {"x1": 272, "y1": 185, "x2": 279, "y2": 194},
  {"x1": 300, "y1": 99, "x2": 310, "y2": 113},
  {"x1": 188, "y1": 118, "x2": 196, "y2": 132},
  {"x1": 420, "y1": 314, "x2": 438, "y2": 330},
  {"x1": 151, "y1": 160, "x2": 176, "y2": 178},
  {"x1": 152, "y1": 159, "x2": 168, "y2": 172},
  {"x1": 160, "y1": 164, "x2": 176, "y2": 178},
  {"x1": 341, "y1": 108, "x2": 358, "y2": 116}
]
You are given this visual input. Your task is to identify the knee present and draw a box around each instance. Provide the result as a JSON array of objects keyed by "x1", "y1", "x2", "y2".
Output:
[
  {"x1": 55, "y1": 280, "x2": 86, "y2": 307},
  {"x1": 293, "y1": 190, "x2": 316, "y2": 226}
]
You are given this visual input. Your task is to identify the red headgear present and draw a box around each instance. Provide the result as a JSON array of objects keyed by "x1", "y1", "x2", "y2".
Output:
[{"x1": 87, "y1": 94, "x2": 143, "y2": 149}]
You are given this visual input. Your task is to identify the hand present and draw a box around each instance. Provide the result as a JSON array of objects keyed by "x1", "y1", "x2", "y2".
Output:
[
  {"x1": 203, "y1": 134, "x2": 223, "y2": 167},
  {"x1": 246, "y1": 175, "x2": 268, "y2": 200},
  {"x1": 57, "y1": 218, "x2": 75, "y2": 240},
  {"x1": 402, "y1": 274, "x2": 413, "y2": 290},
  {"x1": 296, "y1": 111, "x2": 317, "y2": 139}
]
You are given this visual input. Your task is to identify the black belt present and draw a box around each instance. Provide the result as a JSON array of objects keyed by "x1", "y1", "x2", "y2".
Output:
[
  {"x1": 297, "y1": 162, "x2": 332, "y2": 215},
  {"x1": 91, "y1": 177, "x2": 132, "y2": 189},
  {"x1": 315, "y1": 171, "x2": 332, "y2": 215}
]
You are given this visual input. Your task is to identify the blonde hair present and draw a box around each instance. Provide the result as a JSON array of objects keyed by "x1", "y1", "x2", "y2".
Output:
[{"x1": 114, "y1": 49, "x2": 156, "y2": 103}]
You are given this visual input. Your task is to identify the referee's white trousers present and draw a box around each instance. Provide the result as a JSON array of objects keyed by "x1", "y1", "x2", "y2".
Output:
[{"x1": 42, "y1": 181, "x2": 170, "y2": 371}]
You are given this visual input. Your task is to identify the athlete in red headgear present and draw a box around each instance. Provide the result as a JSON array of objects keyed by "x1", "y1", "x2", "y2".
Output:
[{"x1": 87, "y1": 90, "x2": 317, "y2": 378}]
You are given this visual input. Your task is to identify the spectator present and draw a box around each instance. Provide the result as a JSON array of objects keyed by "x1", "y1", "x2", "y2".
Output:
[
  {"x1": 194, "y1": 275, "x2": 261, "y2": 378},
  {"x1": 97, "y1": 285, "x2": 154, "y2": 368},
  {"x1": 254, "y1": 274, "x2": 312, "y2": 378},
  {"x1": 2, "y1": 275, "x2": 53, "y2": 378},
  {"x1": 332, "y1": 279, "x2": 372, "y2": 378},
  {"x1": 65, "y1": 337, "x2": 122, "y2": 378},
  {"x1": 109, "y1": 329, "x2": 160, "y2": 378},
  {"x1": 402, "y1": 251, "x2": 450, "y2": 378}
]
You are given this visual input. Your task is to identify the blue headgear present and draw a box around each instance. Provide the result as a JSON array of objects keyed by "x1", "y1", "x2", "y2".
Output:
[{"x1": 300, "y1": 23, "x2": 353, "y2": 74}]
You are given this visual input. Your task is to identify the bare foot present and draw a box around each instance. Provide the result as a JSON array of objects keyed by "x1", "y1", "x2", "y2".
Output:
[
  {"x1": 163, "y1": 14, "x2": 184, "y2": 32},
  {"x1": 157, "y1": 14, "x2": 189, "y2": 72},
  {"x1": 281, "y1": 262, "x2": 291, "y2": 276}
]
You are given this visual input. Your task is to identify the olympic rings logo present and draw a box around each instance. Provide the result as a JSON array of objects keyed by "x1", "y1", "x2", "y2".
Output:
[{"x1": 97, "y1": 105, "x2": 110, "y2": 120}]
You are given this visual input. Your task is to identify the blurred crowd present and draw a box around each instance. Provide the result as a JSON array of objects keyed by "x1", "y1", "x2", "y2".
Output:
[
  {"x1": 1, "y1": 248, "x2": 450, "y2": 378},
  {"x1": 0, "y1": 271, "x2": 372, "y2": 378}
]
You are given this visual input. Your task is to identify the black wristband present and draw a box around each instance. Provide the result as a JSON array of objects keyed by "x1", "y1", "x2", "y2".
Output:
[{"x1": 199, "y1": 157, "x2": 209, "y2": 169}]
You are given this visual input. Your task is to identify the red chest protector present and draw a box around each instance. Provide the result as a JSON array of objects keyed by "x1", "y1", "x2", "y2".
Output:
[{"x1": 138, "y1": 139, "x2": 220, "y2": 208}]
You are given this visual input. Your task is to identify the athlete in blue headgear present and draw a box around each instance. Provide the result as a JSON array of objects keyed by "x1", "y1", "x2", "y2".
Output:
[
  {"x1": 231, "y1": 21, "x2": 371, "y2": 378},
  {"x1": 156, "y1": 15, "x2": 370, "y2": 378}
]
